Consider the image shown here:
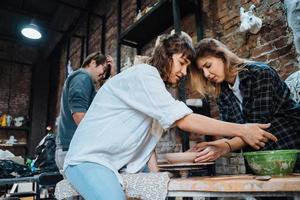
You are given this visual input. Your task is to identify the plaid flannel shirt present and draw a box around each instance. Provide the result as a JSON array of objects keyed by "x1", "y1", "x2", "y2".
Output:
[{"x1": 217, "y1": 62, "x2": 300, "y2": 151}]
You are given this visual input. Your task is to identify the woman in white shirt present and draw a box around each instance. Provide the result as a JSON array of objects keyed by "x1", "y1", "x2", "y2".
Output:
[{"x1": 63, "y1": 34, "x2": 277, "y2": 200}]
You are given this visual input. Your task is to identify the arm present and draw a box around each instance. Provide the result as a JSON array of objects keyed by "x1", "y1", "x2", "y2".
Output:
[
  {"x1": 192, "y1": 137, "x2": 247, "y2": 152},
  {"x1": 72, "y1": 112, "x2": 85, "y2": 125},
  {"x1": 244, "y1": 66, "x2": 292, "y2": 148},
  {"x1": 147, "y1": 151, "x2": 159, "y2": 172},
  {"x1": 191, "y1": 137, "x2": 247, "y2": 162},
  {"x1": 192, "y1": 136, "x2": 262, "y2": 163},
  {"x1": 227, "y1": 137, "x2": 247, "y2": 151},
  {"x1": 191, "y1": 138, "x2": 231, "y2": 162},
  {"x1": 176, "y1": 113, "x2": 245, "y2": 137},
  {"x1": 226, "y1": 134, "x2": 267, "y2": 151},
  {"x1": 68, "y1": 73, "x2": 93, "y2": 123},
  {"x1": 176, "y1": 113, "x2": 276, "y2": 149}
]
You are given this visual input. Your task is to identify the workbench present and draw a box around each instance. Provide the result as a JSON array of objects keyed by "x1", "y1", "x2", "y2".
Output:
[{"x1": 168, "y1": 174, "x2": 300, "y2": 199}]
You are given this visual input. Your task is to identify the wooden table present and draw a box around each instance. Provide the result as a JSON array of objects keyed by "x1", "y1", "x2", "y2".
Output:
[{"x1": 168, "y1": 174, "x2": 300, "y2": 199}]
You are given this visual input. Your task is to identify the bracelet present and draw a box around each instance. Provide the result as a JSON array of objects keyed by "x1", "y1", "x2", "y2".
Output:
[{"x1": 224, "y1": 141, "x2": 232, "y2": 152}]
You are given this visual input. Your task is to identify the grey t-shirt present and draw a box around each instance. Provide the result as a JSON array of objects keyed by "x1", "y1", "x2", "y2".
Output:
[{"x1": 56, "y1": 69, "x2": 96, "y2": 150}]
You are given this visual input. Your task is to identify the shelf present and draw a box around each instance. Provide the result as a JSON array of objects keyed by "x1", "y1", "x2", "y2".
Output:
[
  {"x1": 0, "y1": 126, "x2": 30, "y2": 131},
  {"x1": 0, "y1": 143, "x2": 27, "y2": 147},
  {"x1": 120, "y1": 0, "x2": 196, "y2": 47}
]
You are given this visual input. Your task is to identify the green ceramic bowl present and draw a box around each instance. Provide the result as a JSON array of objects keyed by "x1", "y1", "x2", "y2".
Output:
[{"x1": 243, "y1": 149, "x2": 300, "y2": 176}]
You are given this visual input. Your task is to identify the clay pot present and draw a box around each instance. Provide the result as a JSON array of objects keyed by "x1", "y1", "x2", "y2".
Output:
[{"x1": 165, "y1": 152, "x2": 197, "y2": 164}]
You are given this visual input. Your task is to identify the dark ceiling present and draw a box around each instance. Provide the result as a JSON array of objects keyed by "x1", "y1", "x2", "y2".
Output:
[{"x1": 0, "y1": 0, "x2": 93, "y2": 60}]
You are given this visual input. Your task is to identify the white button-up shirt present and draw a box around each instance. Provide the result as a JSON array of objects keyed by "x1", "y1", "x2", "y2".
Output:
[{"x1": 64, "y1": 64, "x2": 192, "y2": 184}]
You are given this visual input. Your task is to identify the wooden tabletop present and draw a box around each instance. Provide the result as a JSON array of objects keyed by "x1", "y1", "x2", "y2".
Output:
[{"x1": 169, "y1": 174, "x2": 300, "y2": 192}]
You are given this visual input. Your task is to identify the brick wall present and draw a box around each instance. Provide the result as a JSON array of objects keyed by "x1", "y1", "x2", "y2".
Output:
[
  {"x1": 201, "y1": 0, "x2": 299, "y2": 78},
  {"x1": 0, "y1": 40, "x2": 36, "y2": 116},
  {"x1": 0, "y1": 39, "x2": 37, "y2": 155}
]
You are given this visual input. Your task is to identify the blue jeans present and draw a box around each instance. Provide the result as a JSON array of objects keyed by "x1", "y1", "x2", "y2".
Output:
[{"x1": 65, "y1": 162, "x2": 126, "y2": 200}]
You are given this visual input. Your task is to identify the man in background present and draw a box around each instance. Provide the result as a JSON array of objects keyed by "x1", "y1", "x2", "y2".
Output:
[{"x1": 55, "y1": 52, "x2": 115, "y2": 170}]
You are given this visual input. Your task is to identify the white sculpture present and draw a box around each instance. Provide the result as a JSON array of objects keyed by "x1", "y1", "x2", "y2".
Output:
[
  {"x1": 6, "y1": 136, "x2": 17, "y2": 145},
  {"x1": 14, "y1": 116, "x2": 24, "y2": 127},
  {"x1": 239, "y1": 5, "x2": 262, "y2": 34}
]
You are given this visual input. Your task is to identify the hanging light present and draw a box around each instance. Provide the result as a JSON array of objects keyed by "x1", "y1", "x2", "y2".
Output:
[{"x1": 21, "y1": 24, "x2": 42, "y2": 40}]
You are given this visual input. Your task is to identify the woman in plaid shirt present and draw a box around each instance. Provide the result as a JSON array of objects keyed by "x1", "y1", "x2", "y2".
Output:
[{"x1": 189, "y1": 38, "x2": 300, "y2": 171}]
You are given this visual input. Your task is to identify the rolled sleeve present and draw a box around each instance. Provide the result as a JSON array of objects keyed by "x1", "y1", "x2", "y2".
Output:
[{"x1": 159, "y1": 100, "x2": 192, "y2": 129}]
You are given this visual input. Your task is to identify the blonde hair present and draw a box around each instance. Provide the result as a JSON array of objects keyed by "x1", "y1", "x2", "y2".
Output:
[{"x1": 188, "y1": 38, "x2": 247, "y2": 98}]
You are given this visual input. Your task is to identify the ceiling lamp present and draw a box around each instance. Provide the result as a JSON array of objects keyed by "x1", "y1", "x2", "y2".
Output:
[{"x1": 21, "y1": 24, "x2": 42, "y2": 40}]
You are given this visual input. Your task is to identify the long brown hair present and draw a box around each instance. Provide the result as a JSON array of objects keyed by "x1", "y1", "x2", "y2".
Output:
[
  {"x1": 148, "y1": 34, "x2": 195, "y2": 82},
  {"x1": 189, "y1": 38, "x2": 247, "y2": 98}
]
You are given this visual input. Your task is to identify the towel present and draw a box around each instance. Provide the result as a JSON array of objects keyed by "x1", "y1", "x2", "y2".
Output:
[{"x1": 55, "y1": 172, "x2": 170, "y2": 200}]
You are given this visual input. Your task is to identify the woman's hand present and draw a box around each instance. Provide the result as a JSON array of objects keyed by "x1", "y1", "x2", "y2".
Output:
[
  {"x1": 189, "y1": 139, "x2": 230, "y2": 163},
  {"x1": 106, "y1": 55, "x2": 116, "y2": 76},
  {"x1": 240, "y1": 123, "x2": 277, "y2": 150}
]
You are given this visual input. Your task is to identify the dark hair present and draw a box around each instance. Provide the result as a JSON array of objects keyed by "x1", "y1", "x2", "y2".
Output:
[
  {"x1": 81, "y1": 52, "x2": 106, "y2": 68},
  {"x1": 148, "y1": 34, "x2": 195, "y2": 81}
]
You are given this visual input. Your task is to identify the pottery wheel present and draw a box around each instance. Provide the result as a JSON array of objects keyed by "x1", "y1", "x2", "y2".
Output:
[
  {"x1": 158, "y1": 162, "x2": 214, "y2": 178},
  {"x1": 158, "y1": 162, "x2": 213, "y2": 168}
]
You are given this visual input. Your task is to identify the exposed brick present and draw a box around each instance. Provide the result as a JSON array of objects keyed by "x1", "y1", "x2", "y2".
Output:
[
  {"x1": 254, "y1": 54, "x2": 268, "y2": 62},
  {"x1": 217, "y1": 10, "x2": 228, "y2": 19},
  {"x1": 267, "y1": 44, "x2": 292, "y2": 61},
  {"x1": 278, "y1": 53, "x2": 296, "y2": 66},
  {"x1": 263, "y1": 29, "x2": 286, "y2": 42},
  {"x1": 267, "y1": 59, "x2": 281, "y2": 69},
  {"x1": 282, "y1": 63, "x2": 298, "y2": 78},
  {"x1": 268, "y1": 45, "x2": 292, "y2": 61},
  {"x1": 273, "y1": 36, "x2": 289, "y2": 49},
  {"x1": 223, "y1": 20, "x2": 238, "y2": 31},
  {"x1": 251, "y1": 43, "x2": 273, "y2": 57},
  {"x1": 217, "y1": 0, "x2": 226, "y2": 5}
]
